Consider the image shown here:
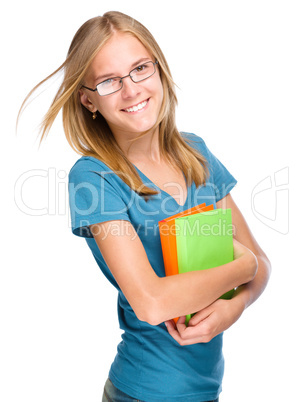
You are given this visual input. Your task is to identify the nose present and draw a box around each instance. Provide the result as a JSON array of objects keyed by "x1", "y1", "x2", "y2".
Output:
[{"x1": 120, "y1": 75, "x2": 140, "y2": 98}]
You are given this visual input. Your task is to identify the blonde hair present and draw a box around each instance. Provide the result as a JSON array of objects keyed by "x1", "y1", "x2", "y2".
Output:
[{"x1": 19, "y1": 11, "x2": 208, "y2": 196}]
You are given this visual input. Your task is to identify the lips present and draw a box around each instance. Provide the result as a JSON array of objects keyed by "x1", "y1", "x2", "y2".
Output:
[{"x1": 121, "y1": 98, "x2": 149, "y2": 113}]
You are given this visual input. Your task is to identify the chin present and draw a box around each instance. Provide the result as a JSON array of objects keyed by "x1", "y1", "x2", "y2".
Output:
[
  {"x1": 132, "y1": 124, "x2": 157, "y2": 135},
  {"x1": 124, "y1": 118, "x2": 158, "y2": 134}
]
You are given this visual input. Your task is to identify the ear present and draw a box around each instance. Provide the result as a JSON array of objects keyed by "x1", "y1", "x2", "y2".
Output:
[{"x1": 79, "y1": 89, "x2": 98, "y2": 113}]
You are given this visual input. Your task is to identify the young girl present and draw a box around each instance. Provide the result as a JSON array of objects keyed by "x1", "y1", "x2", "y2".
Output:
[{"x1": 20, "y1": 11, "x2": 270, "y2": 402}]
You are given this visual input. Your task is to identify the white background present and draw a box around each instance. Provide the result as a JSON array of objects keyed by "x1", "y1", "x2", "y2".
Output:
[{"x1": 1, "y1": 0, "x2": 302, "y2": 401}]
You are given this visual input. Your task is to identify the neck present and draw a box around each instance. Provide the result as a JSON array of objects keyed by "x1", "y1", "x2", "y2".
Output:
[{"x1": 114, "y1": 127, "x2": 162, "y2": 164}]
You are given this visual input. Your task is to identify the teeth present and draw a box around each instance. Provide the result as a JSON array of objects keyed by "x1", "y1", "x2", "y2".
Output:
[{"x1": 125, "y1": 100, "x2": 148, "y2": 113}]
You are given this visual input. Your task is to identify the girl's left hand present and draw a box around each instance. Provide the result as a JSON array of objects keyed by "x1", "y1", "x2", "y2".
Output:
[{"x1": 164, "y1": 298, "x2": 244, "y2": 346}]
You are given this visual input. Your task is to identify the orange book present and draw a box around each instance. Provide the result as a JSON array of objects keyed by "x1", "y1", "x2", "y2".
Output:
[
  {"x1": 159, "y1": 203, "x2": 214, "y2": 324},
  {"x1": 159, "y1": 203, "x2": 214, "y2": 276}
]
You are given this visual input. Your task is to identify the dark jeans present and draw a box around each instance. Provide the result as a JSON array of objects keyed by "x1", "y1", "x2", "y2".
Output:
[{"x1": 102, "y1": 378, "x2": 219, "y2": 402}]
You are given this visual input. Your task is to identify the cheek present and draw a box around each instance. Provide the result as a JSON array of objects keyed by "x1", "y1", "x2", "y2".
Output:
[
  {"x1": 155, "y1": 79, "x2": 164, "y2": 110},
  {"x1": 155, "y1": 74, "x2": 164, "y2": 97},
  {"x1": 147, "y1": 74, "x2": 163, "y2": 103},
  {"x1": 158, "y1": 82, "x2": 164, "y2": 104},
  {"x1": 96, "y1": 99, "x2": 115, "y2": 121}
]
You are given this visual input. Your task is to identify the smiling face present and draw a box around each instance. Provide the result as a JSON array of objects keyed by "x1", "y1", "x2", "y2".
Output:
[{"x1": 80, "y1": 32, "x2": 164, "y2": 142}]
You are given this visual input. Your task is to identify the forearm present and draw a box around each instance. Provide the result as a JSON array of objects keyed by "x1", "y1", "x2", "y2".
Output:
[
  {"x1": 148, "y1": 248, "x2": 257, "y2": 325},
  {"x1": 92, "y1": 220, "x2": 258, "y2": 326},
  {"x1": 166, "y1": 253, "x2": 271, "y2": 346}
]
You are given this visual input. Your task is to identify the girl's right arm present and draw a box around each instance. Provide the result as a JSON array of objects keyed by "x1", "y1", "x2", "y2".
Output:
[{"x1": 90, "y1": 220, "x2": 257, "y2": 326}]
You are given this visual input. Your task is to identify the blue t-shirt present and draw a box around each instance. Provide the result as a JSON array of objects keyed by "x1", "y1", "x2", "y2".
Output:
[{"x1": 68, "y1": 133, "x2": 237, "y2": 401}]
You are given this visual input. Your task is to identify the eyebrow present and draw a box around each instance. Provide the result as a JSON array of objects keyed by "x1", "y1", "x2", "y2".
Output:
[{"x1": 93, "y1": 57, "x2": 151, "y2": 84}]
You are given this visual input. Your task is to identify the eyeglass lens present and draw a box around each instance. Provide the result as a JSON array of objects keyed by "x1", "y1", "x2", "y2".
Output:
[{"x1": 96, "y1": 61, "x2": 156, "y2": 96}]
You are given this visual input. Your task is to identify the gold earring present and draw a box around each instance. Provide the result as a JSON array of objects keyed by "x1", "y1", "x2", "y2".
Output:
[{"x1": 92, "y1": 112, "x2": 97, "y2": 120}]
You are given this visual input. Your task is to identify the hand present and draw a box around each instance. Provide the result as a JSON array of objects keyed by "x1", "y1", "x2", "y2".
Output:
[{"x1": 165, "y1": 298, "x2": 245, "y2": 346}]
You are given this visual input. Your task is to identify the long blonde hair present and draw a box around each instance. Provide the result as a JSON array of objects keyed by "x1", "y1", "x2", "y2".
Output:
[{"x1": 19, "y1": 11, "x2": 208, "y2": 196}]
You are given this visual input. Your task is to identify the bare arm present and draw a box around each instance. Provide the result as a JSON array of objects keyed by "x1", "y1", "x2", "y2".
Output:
[{"x1": 90, "y1": 215, "x2": 257, "y2": 326}]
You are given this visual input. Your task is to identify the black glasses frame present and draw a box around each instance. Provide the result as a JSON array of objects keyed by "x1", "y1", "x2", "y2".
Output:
[{"x1": 82, "y1": 60, "x2": 159, "y2": 96}]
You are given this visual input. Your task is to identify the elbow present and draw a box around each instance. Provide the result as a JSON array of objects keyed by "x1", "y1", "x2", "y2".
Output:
[
  {"x1": 130, "y1": 276, "x2": 165, "y2": 326},
  {"x1": 260, "y1": 253, "x2": 272, "y2": 281},
  {"x1": 250, "y1": 252, "x2": 259, "y2": 281},
  {"x1": 138, "y1": 313, "x2": 162, "y2": 327},
  {"x1": 134, "y1": 296, "x2": 163, "y2": 326}
]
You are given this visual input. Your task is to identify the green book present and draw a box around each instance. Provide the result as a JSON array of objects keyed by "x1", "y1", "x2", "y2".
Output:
[{"x1": 175, "y1": 208, "x2": 235, "y2": 324}]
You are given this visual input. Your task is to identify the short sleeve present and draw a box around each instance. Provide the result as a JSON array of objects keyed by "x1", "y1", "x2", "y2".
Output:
[
  {"x1": 68, "y1": 158, "x2": 131, "y2": 238},
  {"x1": 184, "y1": 133, "x2": 237, "y2": 202}
]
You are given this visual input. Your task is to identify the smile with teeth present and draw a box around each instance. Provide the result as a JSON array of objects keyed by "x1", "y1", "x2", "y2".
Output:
[{"x1": 123, "y1": 99, "x2": 149, "y2": 113}]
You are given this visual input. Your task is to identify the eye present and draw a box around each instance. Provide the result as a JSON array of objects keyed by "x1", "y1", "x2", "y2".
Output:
[
  {"x1": 134, "y1": 64, "x2": 147, "y2": 73},
  {"x1": 101, "y1": 78, "x2": 115, "y2": 87}
]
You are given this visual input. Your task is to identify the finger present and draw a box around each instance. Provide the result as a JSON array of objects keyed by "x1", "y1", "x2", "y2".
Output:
[
  {"x1": 176, "y1": 321, "x2": 208, "y2": 341},
  {"x1": 176, "y1": 316, "x2": 187, "y2": 332},
  {"x1": 165, "y1": 318, "x2": 198, "y2": 342},
  {"x1": 195, "y1": 312, "x2": 219, "y2": 340},
  {"x1": 166, "y1": 315, "x2": 217, "y2": 344},
  {"x1": 188, "y1": 306, "x2": 213, "y2": 326},
  {"x1": 165, "y1": 319, "x2": 177, "y2": 330},
  {"x1": 168, "y1": 316, "x2": 186, "y2": 336},
  {"x1": 166, "y1": 320, "x2": 215, "y2": 345},
  {"x1": 166, "y1": 324, "x2": 204, "y2": 345},
  {"x1": 176, "y1": 316, "x2": 186, "y2": 325},
  {"x1": 165, "y1": 321, "x2": 183, "y2": 342}
]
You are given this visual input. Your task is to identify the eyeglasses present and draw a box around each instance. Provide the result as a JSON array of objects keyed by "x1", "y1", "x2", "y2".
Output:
[{"x1": 82, "y1": 60, "x2": 159, "y2": 96}]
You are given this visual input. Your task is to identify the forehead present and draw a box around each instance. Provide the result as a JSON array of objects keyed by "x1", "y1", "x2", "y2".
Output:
[{"x1": 88, "y1": 33, "x2": 152, "y2": 80}]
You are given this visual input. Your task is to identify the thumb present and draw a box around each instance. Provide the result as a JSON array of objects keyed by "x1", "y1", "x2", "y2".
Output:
[{"x1": 188, "y1": 306, "x2": 212, "y2": 326}]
